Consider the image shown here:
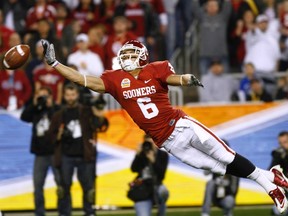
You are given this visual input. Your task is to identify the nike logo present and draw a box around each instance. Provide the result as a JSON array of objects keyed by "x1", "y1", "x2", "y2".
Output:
[{"x1": 144, "y1": 79, "x2": 151, "y2": 84}]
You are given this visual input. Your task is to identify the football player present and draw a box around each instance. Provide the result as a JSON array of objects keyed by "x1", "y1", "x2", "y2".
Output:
[{"x1": 41, "y1": 39, "x2": 288, "y2": 213}]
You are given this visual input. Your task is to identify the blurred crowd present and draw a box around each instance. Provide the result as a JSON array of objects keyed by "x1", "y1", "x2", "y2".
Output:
[
  {"x1": 193, "y1": 0, "x2": 288, "y2": 103},
  {"x1": 0, "y1": 1, "x2": 288, "y2": 215},
  {"x1": 0, "y1": 0, "x2": 288, "y2": 111}
]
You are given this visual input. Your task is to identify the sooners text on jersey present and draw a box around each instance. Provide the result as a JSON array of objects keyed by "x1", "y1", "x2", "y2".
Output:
[{"x1": 101, "y1": 61, "x2": 186, "y2": 147}]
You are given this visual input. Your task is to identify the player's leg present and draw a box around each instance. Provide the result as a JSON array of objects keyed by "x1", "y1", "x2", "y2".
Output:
[
  {"x1": 188, "y1": 117, "x2": 288, "y2": 214},
  {"x1": 270, "y1": 165, "x2": 288, "y2": 190},
  {"x1": 226, "y1": 153, "x2": 288, "y2": 213},
  {"x1": 187, "y1": 117, "x2": 288, "y2": 188},
  {"x1": 162, "y1": 117, "x2": 288, "y2": 213},
  {"x1": 163, "y1": 128, "x2": 228, "y2": 174},
  {"x1": 162, "y1": 117, "x2": 234, "y2": 174}
]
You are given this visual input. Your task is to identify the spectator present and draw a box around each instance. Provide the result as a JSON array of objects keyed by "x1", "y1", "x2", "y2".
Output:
[
  {"x1": 71, "y1": 0, "x2": 97, "y2": 33},
  {"x1": 105, "y1": 16, "x2": 137, "y2": 70},
  {"x1": 244, "y1": 14, "x2": 280, "y2": 94},
  {"x1": 279, "y1": 35, "x2": 288, "y2": 72},
  {"x1": 239, "y1": 62, "x2": 257, "y2": 101},
  {"x1": 49, "y1": 83, "x2": 109, "y2": 216},
  {"x1": 94, "y1": 0, "x2": 116, "y2": 34},
  {"x1": 142, "y1": 0, "x2": 167, "y2": 35},
  {"x1": 1, "y1": 0, "x2": 26, "y2": 35},
  {"x1": 114, "y1": 0, "x2": 158, "y2": 56},
  {"x1": 61, "y1": 19, "x2": 82, "y2": 61},
  {"x1": 54, "y1": 2, "x2": 71, "y2": 40},
  {"x1": 34, "y1": 61, "x2": 65, "y2": 105},
  {"x1": 174, "y1": 0, "x2": 192, "y2": 49},
  {"x1": 163, "y1": 0, "x2": 179, "y2": 59},
  {"x1": 62, "y1": 0, "x2": 79, "y2": 10},
  {"x1": 227, "y1": 0, "x2": 242, "y2": 71},
  {"x1": 25, "y1": 0, "x2": 56, "y2": 31},
  {"x1": 236, "y1": 0, "x2": 266, "y2": 20},
  {"x1": 279, "y1": 0, "x2": 288, "y2": 71},
  {"x1": 87, "y1": 24, "x2": 107, "y2": 65},
  {"x1": 0, "y1": 68, "x2": 32, "y2": 111},
  {"x1": 20, "y1": 86, "x2": 61, "y2": 216},
  {"x1": 243, "y1": 14, "x2": 280, "y2": 73},
  {"x1": 0, "y1": 9, "x2": 14, "y2": 54},
  {"x1": 279, "y1": 0, "x2": 288, "y2": 40},
  {"x1": 192, "y1": 0, "x2": 232, "y2": 75},
  {"x1": 270, "y1": 131, "x2": 288, "y2": 176},
  {"x1": 130, "y1": 134, "x2": 169, "y2": 216},
  {"x1": 67, "y1": 33, "x2": 104, "y2": 77},
  {"x1": 26, "y1": 18, "x2": 64, "y2": 63},
  {"x1": 142, "y1": 0, "x2": 168, "y2": 60},
  {"x1": 25, "y1": 40, "x2": 45, "y2": 90},
  {"x1": 246, "y1": 78, "x2": 273, "y2": 102},
  {"x1": 269, "y1": 131, "x2": 288, "y2": 216},
  {"x1": 202, "y1": 174, "x2": 239, "y2": 216},
  {"x1": 199, "y1": 61, "x2": 238, "y2": 103},
  {"x1": 275, "y1": 76, "x2": 288, "y2": 100},
  {"x1": 263, "y1": 0, "x2": 279, "y2": 20},
  {"x1": 230, "y1": 9, "x2": 256, "y2": 70},
  {"x1": 8, "y1": 32, "x2": 21, "y2": 48}
]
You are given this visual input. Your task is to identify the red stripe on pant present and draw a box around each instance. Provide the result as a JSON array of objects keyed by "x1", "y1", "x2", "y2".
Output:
[{"x1": 183, "y1": 116, "x2": 235, "y2": 155}]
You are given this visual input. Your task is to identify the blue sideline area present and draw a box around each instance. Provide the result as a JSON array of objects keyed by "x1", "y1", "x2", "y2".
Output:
[
  {"x1": 0, "y1": 113, "x2": 287, "y2": 181},
  {"x1": 228, "y1": 116, "x2": 288, "y2": 169},
  {"x1": 0, "y1": 114, "x2": 115, "y2": 181}
]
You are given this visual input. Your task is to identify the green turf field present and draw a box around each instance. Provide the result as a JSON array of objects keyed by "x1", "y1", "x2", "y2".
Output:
[{"x1": 3, "y1": 206, "x2": 275, "y2": 216}]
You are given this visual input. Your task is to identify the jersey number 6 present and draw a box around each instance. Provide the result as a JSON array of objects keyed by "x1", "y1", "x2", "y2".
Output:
[{"x1": 137, "y1": 97, "x2": 159, "y2": 119}]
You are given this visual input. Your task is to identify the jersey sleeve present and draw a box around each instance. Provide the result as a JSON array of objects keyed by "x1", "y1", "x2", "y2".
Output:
[
  {"x1": 100, "y1": 70, "x2": 115, "y2": 95},
  {"x1": 154, "y1": 60, "x2": 176, "y2": 84}
]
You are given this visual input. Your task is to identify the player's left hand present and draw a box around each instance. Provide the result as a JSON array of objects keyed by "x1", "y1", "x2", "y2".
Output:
[
  {"x1": 189, "y1": 74, "x2": 204, "y2": 87},
  {"x1": 41, "y1": 39, "x2": 57, "y2": 66},
  {"x1": 183, "y1": 74, "x2": 203, "y2": 87}
]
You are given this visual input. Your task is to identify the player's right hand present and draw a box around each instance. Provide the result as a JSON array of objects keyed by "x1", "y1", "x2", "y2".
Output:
[{"x1": 41, "y1": 39, "x2": 57, "y2": 66}]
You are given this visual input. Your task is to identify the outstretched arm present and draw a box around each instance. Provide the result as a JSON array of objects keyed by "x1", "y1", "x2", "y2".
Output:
[
  {"x1": 166, "y1": 74, "x2": 204, "y2": 87},
  {"x1": 41, "y1": 40, "x2": 105, "y2": 93}
]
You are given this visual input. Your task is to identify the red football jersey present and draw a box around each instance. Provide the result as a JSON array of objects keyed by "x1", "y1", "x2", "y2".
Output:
[
  {"x1": 34, "y1": 67, "x2": 65, "y2": 101},
  {"x1": 101, "y1": 61, "x2": 186, "y2": 147}
]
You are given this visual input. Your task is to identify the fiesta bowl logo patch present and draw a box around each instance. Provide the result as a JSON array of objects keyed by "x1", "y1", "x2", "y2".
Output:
[{"x1": 121, "y1": 78, "x2": 131, "y2": 88}]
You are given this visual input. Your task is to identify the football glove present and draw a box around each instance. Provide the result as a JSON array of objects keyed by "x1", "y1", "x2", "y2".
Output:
[
  {"x1": 188, "y1": 74, "x2": 204, "y2": 87},
  {"x1": 41, "y1": 39, "x2": 58, "y2": 67}
]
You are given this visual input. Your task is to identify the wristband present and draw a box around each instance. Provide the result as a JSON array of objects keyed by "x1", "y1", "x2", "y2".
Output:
[
  {"x1": 83, "y1": 74, "x2": 87, "y2": 87},
  {"x1": 180, "y1": 75, "x2": 183, "y2": 86},
  {"x1": 51, "y1": 60, "x2": 59, "y2": 68}
]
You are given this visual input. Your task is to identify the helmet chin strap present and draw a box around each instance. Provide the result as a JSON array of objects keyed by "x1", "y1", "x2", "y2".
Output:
[{"x1": 122, "y1": 59, "x2": 137, "y2": 71}]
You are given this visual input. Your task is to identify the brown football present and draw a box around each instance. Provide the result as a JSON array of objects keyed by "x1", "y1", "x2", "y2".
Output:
[{"x1": 3, "y1": 44, "x2": 30, "y2": 70}]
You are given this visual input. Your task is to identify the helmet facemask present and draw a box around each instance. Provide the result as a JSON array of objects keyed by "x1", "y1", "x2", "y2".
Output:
[
  {"x1": 119, "y1": 49, "x2": 141, "y2": 71},
  {"x1": 117, "y1": 41, "x2": 149, "y2": 72}
]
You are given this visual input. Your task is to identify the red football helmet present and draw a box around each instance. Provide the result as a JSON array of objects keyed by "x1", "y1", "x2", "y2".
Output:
[{"x1": 117, "y1": 40, "x2": 149, "y2": 71}]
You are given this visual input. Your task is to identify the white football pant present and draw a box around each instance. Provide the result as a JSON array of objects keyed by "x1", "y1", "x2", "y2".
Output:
[{"x1": 162, "y1": 116, "x2": 236, "y2": 175}]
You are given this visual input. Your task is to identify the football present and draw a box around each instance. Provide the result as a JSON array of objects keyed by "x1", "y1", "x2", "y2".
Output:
[{"x1": 3, "y1": 44, "x2": 30, "y2": 70}]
